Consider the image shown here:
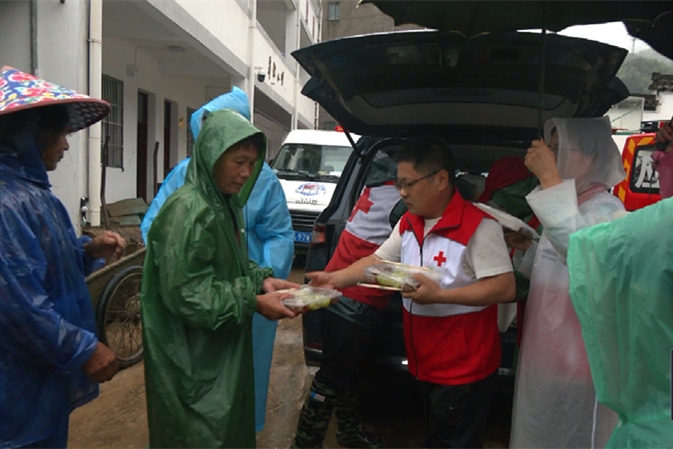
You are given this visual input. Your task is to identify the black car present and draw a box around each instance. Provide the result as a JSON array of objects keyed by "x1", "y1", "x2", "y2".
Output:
[{"x1": 293, "y1": 30, "x2": 628, "y2": 375}]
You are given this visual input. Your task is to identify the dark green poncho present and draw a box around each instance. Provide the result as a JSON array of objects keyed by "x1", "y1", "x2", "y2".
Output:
[{"x1": 141, "y1": 109, "x2": 272, "y2": 448}]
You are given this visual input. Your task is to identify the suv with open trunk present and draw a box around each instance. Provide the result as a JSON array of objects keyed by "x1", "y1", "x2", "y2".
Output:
[{"x1": 293, "y1": 30, "x2": 628, "y2": 375}]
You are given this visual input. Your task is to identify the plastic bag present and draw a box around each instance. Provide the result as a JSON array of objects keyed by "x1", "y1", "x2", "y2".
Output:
[
  {"x1": 363, "y1": 261, "x2": 442, "y2": 291},
  {"x1": 281, "y1": 285, "x2": 341, "y2": 312}
]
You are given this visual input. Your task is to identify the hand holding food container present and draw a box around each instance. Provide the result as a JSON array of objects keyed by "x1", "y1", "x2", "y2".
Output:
[
  {"x1": 279, "y1": 285, "x2": 341, "y2": 314},
  {"x1": 360, "y1": 261, "x2": 442, "y2": 292}
]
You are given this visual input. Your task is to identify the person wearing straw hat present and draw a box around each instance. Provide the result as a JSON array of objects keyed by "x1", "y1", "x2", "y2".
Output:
[{"x1": 0, "y1": 66, "x2": 125, "y2": 448}]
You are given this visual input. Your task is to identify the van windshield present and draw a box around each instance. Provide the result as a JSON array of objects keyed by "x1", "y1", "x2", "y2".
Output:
[{"x1": 271, "y1": 143, "x2": 353, "y2": 182}]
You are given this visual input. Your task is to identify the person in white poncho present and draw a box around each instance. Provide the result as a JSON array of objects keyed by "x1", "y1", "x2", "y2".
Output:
[{"x1": 506, "y1": 116, "x2": 627, "y2": 449}]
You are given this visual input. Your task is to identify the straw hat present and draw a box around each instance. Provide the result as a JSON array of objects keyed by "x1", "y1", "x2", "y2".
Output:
[{"x1": 0, "y1": 66, "x2": 110, "y2": 132}]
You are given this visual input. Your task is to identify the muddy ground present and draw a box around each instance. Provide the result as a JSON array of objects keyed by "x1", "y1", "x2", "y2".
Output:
[{"x1": 69, "y1": 258, "x2": 512, "y2": 448}]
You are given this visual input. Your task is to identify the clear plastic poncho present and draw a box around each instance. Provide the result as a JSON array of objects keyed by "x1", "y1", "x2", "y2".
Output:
[
  {"x1": 551, "y1": 116, "x2": 627, "y2": 194},
  {"x1": 510, "y1": 116, "x2": 626, "y2": 449}
]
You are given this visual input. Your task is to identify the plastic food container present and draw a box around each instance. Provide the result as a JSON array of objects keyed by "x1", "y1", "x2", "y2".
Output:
[
  {"x1": 362, "y1": 261, "x2": 442, "y2": 291},
  {"x1": 281, "y1": 285, "x2": 341, "y2": 312}
]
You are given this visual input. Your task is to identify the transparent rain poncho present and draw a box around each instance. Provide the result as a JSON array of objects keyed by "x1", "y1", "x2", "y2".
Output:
[{"x1": 510, "y1": 116, "x2": 627, "y2": 449}]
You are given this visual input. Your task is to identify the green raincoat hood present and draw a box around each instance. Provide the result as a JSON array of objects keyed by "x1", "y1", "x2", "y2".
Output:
[{"x1": 186, "y1": 109, "x2": 265, "y2": 208}]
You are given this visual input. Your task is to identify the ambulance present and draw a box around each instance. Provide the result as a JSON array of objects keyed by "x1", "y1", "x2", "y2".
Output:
[{"x1": 271, "y1": 129, "x2": 358, "y2": 250}]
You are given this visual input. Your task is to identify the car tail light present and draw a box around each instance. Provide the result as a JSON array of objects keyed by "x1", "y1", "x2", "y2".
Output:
[
  {"x1": 310, "y1": 224, "x2": 326, "y2": 246},
  {"x1": 307, "y1": 343, "x2": 323, "y2": 350}
]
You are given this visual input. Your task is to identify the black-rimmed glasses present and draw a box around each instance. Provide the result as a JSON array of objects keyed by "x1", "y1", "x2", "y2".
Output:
[{"x1": 394, "y1": 170, "x2": 441, "y2": 191}]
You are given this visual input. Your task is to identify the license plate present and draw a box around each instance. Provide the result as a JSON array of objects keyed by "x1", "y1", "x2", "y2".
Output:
[{"x1": 294, "y1": 231, "x2": 312, "y2": 244}]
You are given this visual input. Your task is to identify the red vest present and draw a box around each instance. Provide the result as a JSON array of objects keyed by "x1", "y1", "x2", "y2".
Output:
[
  {"x1": 399, "y1": 193, "x2": 501, "y2": 385},
  {"x1": 325, "y1": 182, "x2": 401, "y2": 309}
]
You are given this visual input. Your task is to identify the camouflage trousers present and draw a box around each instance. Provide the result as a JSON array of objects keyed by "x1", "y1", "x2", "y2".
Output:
[{"x1": 292, "y1": 377, "x2": 373, "y2": 448}]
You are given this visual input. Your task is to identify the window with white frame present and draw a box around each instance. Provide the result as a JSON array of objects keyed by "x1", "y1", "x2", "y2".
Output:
[
  {"x1": 101, "y1": 75, "x2": 124, "y2": 169},
  {"x1": 323, "y1": 120, "x2": 336, "y2": 131},
  {"x1": 328, "y1": 2, "x2": 340, "y2": 21}
]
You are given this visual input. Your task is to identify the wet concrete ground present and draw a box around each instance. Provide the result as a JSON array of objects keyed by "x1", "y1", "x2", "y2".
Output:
[{"x1": 69, "y1": 258, "x2": 512, "y2": 448}]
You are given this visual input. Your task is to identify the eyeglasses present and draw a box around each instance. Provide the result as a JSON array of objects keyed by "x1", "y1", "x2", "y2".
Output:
[{"x1": 394, "y1": 170, "x2": 441, "y2": 191}]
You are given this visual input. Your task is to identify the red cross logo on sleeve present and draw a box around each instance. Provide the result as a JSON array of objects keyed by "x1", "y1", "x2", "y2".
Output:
[
  {"x1": 433, "y1": 251, "x2": 447, "y2": 267},
  {"x1": 348, "y1": 187, "x2": 374, "y2": 222}
]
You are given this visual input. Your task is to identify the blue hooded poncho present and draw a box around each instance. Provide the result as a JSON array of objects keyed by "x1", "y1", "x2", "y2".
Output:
[
  {"x1": 0, "y1": 115, "x2": 100, "y2": 447},
  {"x1": 140, "y1": 87, "x2": 294, "y2": 431}
]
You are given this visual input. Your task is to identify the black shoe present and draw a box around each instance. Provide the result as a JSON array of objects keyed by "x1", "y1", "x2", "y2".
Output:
[{"x1": 336, "y1": 429, "x2": 387, "y2": 449}]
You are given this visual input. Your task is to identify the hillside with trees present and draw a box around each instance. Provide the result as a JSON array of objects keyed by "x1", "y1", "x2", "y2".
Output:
[{"x1": 617, "y1": 49, "x2": 673, "y2": 94}]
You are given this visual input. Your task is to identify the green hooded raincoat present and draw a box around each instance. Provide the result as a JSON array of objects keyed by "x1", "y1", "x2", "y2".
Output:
[{"x1": 141, "y1": 109, "x2": 273, "y2": 448}]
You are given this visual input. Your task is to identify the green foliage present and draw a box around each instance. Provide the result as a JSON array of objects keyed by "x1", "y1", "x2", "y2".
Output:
[{"x1": 617, "y1": 51, "x2": 673, "y2": 94}]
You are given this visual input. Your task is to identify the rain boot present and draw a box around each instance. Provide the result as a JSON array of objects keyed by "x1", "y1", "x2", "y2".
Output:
[
  {"x1": 292, "y1": 378, "x2": 338, "y2": 449},
  {"x1": 335, "y1": 391, "x2": 386, "y2": 448}
]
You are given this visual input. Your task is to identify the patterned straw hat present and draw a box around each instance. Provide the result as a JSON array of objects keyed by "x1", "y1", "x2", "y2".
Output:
[{"x1": 0, "y1": 66, "x2": 110, "y2": 132}]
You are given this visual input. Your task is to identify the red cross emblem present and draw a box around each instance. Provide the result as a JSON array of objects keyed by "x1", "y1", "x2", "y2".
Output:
[
  {"x1": 433, "y1": 251, "x2": 447, "y2": 267},
  {"x1": 348, "y1": 187, "x2": 374, "y2": 222}
]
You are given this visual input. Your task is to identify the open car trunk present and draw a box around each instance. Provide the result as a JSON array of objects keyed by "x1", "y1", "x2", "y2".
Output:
[{"x1": 293, "y1": 30, "x2": 628, "y2": 171}]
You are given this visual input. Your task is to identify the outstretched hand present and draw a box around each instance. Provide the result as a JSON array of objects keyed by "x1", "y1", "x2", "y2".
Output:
[{"x1": 305, "y1": 271, "x2": 336, "y2": 289}]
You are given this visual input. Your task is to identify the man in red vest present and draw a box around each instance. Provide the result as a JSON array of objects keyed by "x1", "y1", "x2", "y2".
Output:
[{"x1": 308, "y1": 136, "x2": 516, "y2": 448}]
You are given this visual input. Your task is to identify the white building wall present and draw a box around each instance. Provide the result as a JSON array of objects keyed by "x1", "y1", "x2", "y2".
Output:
[
  {"x1": 254, "y1": 113, "x2": 290, "y2": 160},
  {"x1": 1, "y1": 0, "x2": 320, "y2": 228},
  {"x1": 169, "y1": 0, "x2": 317, "y2": 127},
  {"x1": 39, "y1": 1, "x2": 89, "y2": 230},
  {"x1": 175, "y1": 0, "x2": 251, "y2": 64},
  {"x1": 0, "y1": 2, "x2": 31, "y2": 73},
  {"x1": 300, "y1": 0, "x2": 321, "y2": 42},
  {"x1": 102, "y1": 35, "x2": 222, "y2": 204},
  {"x1": 0, "y1": 1, "x2": 89, "y2": 229}
]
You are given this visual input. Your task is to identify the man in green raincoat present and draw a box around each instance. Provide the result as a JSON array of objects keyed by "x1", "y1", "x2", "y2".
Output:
[{"x1": 141, "y1": 109, "x2": 299, "y2": 448}]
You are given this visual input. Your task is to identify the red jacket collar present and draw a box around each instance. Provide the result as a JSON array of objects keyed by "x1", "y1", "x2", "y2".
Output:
[{"x1": 403, "y1": 192, "x2": 469, "y2": 244}]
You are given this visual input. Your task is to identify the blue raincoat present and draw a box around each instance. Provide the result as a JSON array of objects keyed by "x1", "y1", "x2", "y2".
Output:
[
  {"x1": 0, "y1": 126, "x2": 99, "y2": 447},
  {"x1": 140, "y1": 87, "x2": 294, "y2": 431}
]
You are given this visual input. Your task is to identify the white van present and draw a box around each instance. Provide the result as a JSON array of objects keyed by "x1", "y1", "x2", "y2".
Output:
[{"x1": 270, "y1": 129, "x2": 358, "y2": 249}]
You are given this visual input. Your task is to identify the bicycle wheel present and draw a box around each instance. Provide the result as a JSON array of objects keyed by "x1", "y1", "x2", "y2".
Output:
[{"x1": 96, "y1": 265, "x2": 144, "y2": 369}]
